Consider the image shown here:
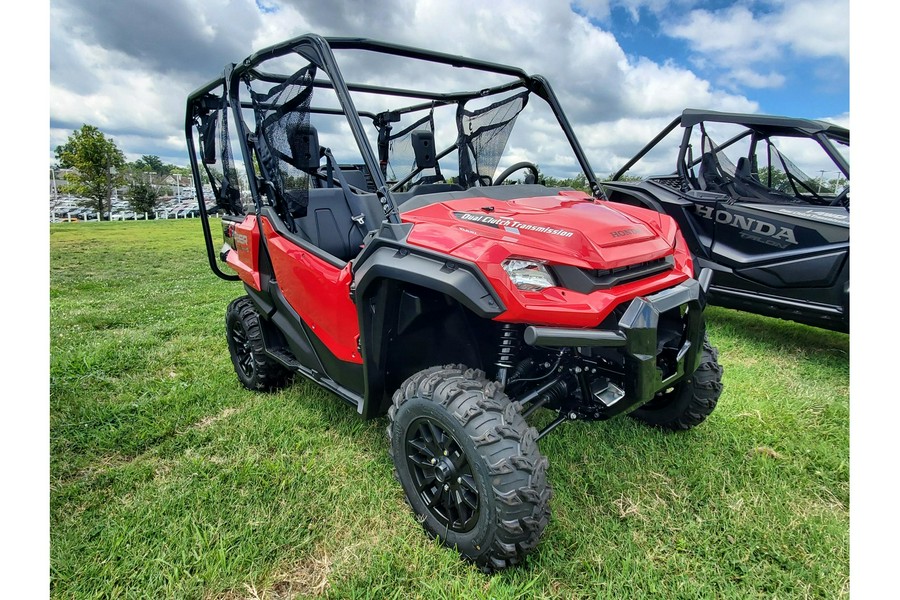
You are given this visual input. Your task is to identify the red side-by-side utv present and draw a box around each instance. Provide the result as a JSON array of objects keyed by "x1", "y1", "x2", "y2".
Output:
[{"x1": 185, "y1": 34, "x2": 723, "y2": 571}]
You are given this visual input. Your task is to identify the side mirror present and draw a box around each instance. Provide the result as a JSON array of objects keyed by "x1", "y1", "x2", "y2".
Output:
[{"x1": 410, "y1": 131, "x2": 436, "y2": 169}]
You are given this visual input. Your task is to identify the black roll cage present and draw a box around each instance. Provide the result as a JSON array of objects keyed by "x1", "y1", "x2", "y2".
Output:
[
  {"x1": 185, "y1": 34, "x2": 604, "y2": 280},
  {"x1": 611, "y1": 109, "x2": 850, "y2": 184}
]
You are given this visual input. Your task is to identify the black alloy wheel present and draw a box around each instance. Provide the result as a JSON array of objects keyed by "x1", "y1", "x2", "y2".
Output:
[
  {"x1": 225, "y1": 296, "x2": 293, "y2": 391},
  {"x1": 231, "y1": 318, "x2": 255, "y2": 380},
  {"x1": 405, "y1": 416, "x2": 479, "y2": 532},
  {"x1": 388, "y1": 365, "x2": 552, "y2": 572}
]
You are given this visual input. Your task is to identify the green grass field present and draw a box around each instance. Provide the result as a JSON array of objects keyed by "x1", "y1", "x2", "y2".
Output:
[{"x1": 50, "y1": 220, "x2": 849, "y2": 599}]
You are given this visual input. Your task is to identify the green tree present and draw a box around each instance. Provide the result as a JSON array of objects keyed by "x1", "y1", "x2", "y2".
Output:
[
  {"x1": 506, "y1": 165, "x2": 593, "y2": 192},
  {"x1": 757, "y1": 166, "x2": 791, "y2": 193},
  {"x1": 55, "y1": 125, "x2": 126, "y2": 218},
  {"x1": 602, "y1": 173, "x2": 642, "y2": 182},
  {"x1": 169, "y1": 165, "x2": 192, "y2": 177},
  {"x1": 133, "y1": 155, "x2": 174, "y2": 176},
  {"x1": 127, "y1": 180, "x2": 161, "y2": 217}
]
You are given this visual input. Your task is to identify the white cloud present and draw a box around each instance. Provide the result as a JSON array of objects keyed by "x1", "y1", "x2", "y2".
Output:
[
  {"x1": 666, "y1": 1, "x2": 848, "y2": 87},
  {"x1": 622, "y1": 58, "x2": 758, "y2": 115},
  {"x1": 775, "y1": 1, "x2": 850, "y2": 60},
  {"x1": 49, "y1": 0, "x2": 781, "y2": 178},
  {"x1": 722, "y1": 69, "x2": 787, "y2": 90},
  {"x1": 822, "y1": 112, "x2": 849, "y2": 128},
  {"x1": 573, "y1": 0, "x2": 693, "y2": 22}
]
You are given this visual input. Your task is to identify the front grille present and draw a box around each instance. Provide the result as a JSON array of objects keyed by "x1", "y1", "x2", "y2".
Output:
[{"x1": 552, "y1": 256, "x2": 674, "y2": 294}]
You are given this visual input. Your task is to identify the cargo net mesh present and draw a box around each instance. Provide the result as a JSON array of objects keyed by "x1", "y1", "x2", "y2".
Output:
[
  {"x1": 457, "y1": 91, "x2": 528, "y2": 186},
  {"x1": 248, "y1": 65, "x2": 317, "y2": 219},
  {"x1": 386, "y1": 112, "x2": 435, "y2": 184},
  {"x1": 198, "y1": 103, "x2": 245, "y2": 215}
]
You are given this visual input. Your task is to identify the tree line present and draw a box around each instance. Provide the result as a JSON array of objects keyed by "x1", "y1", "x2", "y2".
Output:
[{"x1": 54, "y1": 124, "x2": 193, "y2": 218}]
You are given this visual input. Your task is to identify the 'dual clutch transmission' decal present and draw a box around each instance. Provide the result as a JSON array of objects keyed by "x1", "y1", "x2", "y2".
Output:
[{"x1": 452, "y1": 211, "x2": 575, "y2": 238}]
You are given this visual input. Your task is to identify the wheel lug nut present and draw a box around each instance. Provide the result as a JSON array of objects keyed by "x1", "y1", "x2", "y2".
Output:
[
  {"x1": 443, "y1": 450, "x2": 448, "y2": 456},
  {"x1": 430, "y1": 458, "x2": 436, "y2": 464},
  {"x1": 444, "y1": 484, "x2": 449, "y2": 491},
  {"x1": 457, "y1": 477, "x2": 462, "y2": 483}
]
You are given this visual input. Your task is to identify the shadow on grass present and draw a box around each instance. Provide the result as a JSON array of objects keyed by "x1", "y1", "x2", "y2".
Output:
[{"x1": 706, "y1": 307, "x2": 848, "y2": 356}]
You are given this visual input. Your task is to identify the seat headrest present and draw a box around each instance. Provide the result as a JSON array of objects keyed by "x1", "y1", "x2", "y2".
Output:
[
  {"x1": 410, "y1": 130, "x2": 436, "y2": 169},
  {"x1": 287, "y1": 123, "x2": 320, "y2": 171}
]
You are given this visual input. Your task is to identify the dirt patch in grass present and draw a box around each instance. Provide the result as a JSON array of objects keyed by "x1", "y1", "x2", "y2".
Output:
[
  {"x1": 268, "y1": 552, "x2": 333, "y2": 598},
  {"x1": 192, "y1": 407, "x2": 241, "y2": 431},
  {"x1": 749, "y1": 446, "x2": 783, "y2": 460},
  {"x1": 211, "y1": 547, "x2": 335, "y2": 599}
]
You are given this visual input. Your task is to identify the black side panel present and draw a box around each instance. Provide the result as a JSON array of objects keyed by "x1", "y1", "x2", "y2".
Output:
[
  {"x1": 268, "y1": 284, "x2": 364, "y2": 395},
  {"x1": 736, "y1": 250, "x2": 846, "y2": 288},
  {"x1": 299, "y1": 319, "x2": 365, "y2": 396},
  {"x1": 267, "y1": 284, "x2": 327, "y2": 376},
  {"x1": 356, "y1": 280, "x2": 489, "y2": 419},
  {"x1": 353, "y1": 246, "x2": 503, "y2": 318}
]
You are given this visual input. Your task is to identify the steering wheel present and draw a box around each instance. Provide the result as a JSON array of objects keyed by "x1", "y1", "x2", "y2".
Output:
[
  {"x1": 493, "y1": 161, "x2": 540, "y2": 186},
  {"x1": 830, "y1": 185, "x2": 849, "y2": 207}
]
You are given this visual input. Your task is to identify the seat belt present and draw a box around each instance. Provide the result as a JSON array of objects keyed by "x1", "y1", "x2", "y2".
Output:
[{"x1": 321, "y1": 147, "x2": 371, "y2": 242}]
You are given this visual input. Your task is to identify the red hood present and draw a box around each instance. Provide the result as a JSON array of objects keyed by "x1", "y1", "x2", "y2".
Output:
[{"x1": 400, "y1": 192, "x2": 677, "y2": 270}]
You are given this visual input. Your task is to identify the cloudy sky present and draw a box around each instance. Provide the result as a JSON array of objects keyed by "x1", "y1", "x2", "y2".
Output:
[{"x1": 48, "y1": 0, "x2": 849, "y2": 178}]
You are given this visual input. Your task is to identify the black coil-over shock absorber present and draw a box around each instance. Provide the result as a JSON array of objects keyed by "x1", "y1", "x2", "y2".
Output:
[{"x1": 495, "y1": 323, "x2": 520, "y2": 388}]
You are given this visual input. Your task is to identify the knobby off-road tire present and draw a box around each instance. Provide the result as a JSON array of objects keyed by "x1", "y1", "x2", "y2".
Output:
[
  {"x1": 387, "y1": 365, "x2": 552, "y2": 572},
  {"x1": 628, "y1": 335, "x2": 723, "y2": 430},
  {"x1": 225, "y1": 296, "x2": 292, "y2": 392}
]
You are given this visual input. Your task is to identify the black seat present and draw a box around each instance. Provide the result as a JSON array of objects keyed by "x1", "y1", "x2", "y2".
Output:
[
  {"x1": 293, "y1": 189, "x2": 383, "y2": 261},
  {"x1": 735, "y1": 157, "x2": 753, "y2": 180},
  {"x1": 727, "y1": 156, "x2": 798, "y2": 204},
  {"x1": 339, "y1": 167, "x2": 372, "y2": 192},
  {"x1": 698, "y1": 152, "x2": 726, "y2": 192}
]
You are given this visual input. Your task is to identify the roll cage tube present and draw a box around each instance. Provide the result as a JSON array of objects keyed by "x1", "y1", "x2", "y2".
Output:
[
  {"x1": 231, "y1": 34, "x2": 604, "y2": 206},
  {"x1": 528, "y1": 75, "x2": 604, "y2": 198},
  {"x1": 185, "y1": 77, "x2": 239, "y2": 282},
  {"x1": 187, "y1": 34, "x2": 611, "y2": 275},
  {"x1": 815, "y1": 132, "x2": 849, "y2": 179},
  {"x1": 613, "y1": 115, "x2": 682, "y2": 182}
]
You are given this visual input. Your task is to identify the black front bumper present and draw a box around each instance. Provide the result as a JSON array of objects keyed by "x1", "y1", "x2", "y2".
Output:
[{"x1": 523, "y1": 272, "x2": 709, "y2": 416}]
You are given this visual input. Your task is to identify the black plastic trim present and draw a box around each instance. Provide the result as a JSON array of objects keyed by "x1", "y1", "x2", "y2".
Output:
[
  {"x1": 522, "y1": 275, "x2": 707, "y2": 416},
  {"x1": 263, "y1": 282, "x2": 365, "y2": 406},
  {"x1": 552, "y1": 256, "x2": 674, "y2": 294},
  {"x1": 352, "y1": 222, "x2": 505, "y2": 319}
]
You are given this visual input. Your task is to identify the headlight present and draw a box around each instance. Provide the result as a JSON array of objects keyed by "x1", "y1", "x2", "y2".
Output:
[{"x1": 502, "y1": 258, "x2": 557, "y2": 291}]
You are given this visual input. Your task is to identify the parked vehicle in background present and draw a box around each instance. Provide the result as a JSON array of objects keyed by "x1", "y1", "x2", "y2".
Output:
[{"x1": 603, "y1": 109, "x2": 849, "y2": 332}]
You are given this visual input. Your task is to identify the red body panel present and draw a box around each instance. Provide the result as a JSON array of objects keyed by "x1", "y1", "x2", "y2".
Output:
[
  {"x1": 401, "y1": 192, "x2": 694, "y2": 328},
  {"x1": 226, "y1": 191, "x2": 693, "y2": 353},
  {"x1": 259, "y1": 218, "x2": 362, "y2": 364},
  {"x1": 226, "y1": 215, "x2": 262, "y2": 291}
]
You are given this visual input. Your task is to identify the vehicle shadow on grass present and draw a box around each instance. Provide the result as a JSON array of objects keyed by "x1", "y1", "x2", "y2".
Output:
[
  {"x1": 283, "y1": 378, "x2": 389, "y2": 449},
  {"x1": 705, "y1": 306, "x2": 849, "y2": 361}
]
